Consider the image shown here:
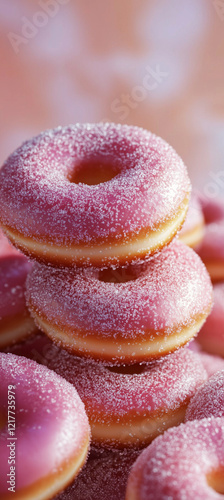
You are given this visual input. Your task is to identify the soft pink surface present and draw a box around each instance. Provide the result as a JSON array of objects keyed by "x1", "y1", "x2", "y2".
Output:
[
  {"x1": 197, "y1": 283, "x2": 224, "y2": 352},
  {"x1": 0, "y1": 123, "x2": 190, "y2": 247},
  {"x1": 27, "y1": 241, "x2": 212, "y2": 342},
  {"x1": 180, "y1": 192, "x2": 204, "y2": 237},
  {"x1": 127, "y1": 418, "x2": 224, "y2": 500},
  {"x1": 0, "y1": 229, "x2": 31, "y2": 321},
  {"x1": 43, "y1": 347, "x2": 206, "y2": 422},
  {"x1": 197, "y1": 222, "x2": 224, "y2": 264},
  {"x1": 55, "y1": 449, "x2": 139, "y2": 500},
  {"x1": 198, "y1": 352, "x2": 224, "y2": 377},
  {"x1": 0, "y1": 353, "x2": 90, "y2": 494},
  {"x1": 185, "y1": 371, "x2": 224, "y2": 421}
]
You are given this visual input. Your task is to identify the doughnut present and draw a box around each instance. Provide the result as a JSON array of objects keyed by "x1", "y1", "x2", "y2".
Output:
[
  {"x1": 197, "y1": 352, "x2": 224, "y2": 378},
  {"x1": 0, "y1": 123, "x2": 190, "y2": 268},
  {"x1": 126, "y1": 418, "x2": 224, "y2": 499},
  {"x1": 0, "y1": 229, "x2": 36, "y2": 348},
  {"x1": 0, "y1": 352, "x2": 90, "y2": 499},
  {"x1": 197, "y1": 282, "x2": 224, "y2": 356},
  {"x1": 197, "y1": 222, "x2": 224, "y2": 282},
  {"x1": 198, "y1": 193, "x2": 224, "y2": 224},
  {"x1": 39, "y1": 347, "x2": 206, "y2": 448},
  {"x1": 179, "y1": 192, "x2": 204, "y2": 248},
  {"x1": 55, "y1": 449, "x2": 139, "y2": 500},
  {"x1": 26, "y1": 240, "x2": 213, "y2": 365},
  {"x1": 185, "y1": 371, "x2": 224, "y2": 421}
]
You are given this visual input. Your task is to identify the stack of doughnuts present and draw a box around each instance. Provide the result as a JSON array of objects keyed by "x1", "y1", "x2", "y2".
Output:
[
  {"x1": 0, "y1": 123, "x2": 214, "y2": 498},
  {"x1": 185, "y1": 195, "x2": 224, "y2": 360}
]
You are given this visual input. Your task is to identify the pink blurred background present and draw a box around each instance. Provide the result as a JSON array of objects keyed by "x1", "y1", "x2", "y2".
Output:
[{"x1": 1, "y1": 0, "x2": 224, "y2": 197}]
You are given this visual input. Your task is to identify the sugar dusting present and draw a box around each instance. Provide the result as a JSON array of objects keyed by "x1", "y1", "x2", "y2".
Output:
[
  {"x1": 185, "y1": 370, "x2": 224, "y2": 421},
  {"x1": 127, "y1": 418, "x2": 224, "y2": 500},
  {"x1": 26, "y1": 240, "x2": 213, "y2": 341},
  {"x1": 0, "y1": 123, "x2": 190, "y2": 246},
  {"x1": 0, "y1": 352, "x2": 90, "y2": 492},
  {"x1": 41, "y1": 347, "x2": 207, "y2": 425}
]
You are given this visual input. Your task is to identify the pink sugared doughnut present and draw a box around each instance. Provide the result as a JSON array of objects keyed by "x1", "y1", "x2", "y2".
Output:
[
  {"x1": 26, "y1": 240, "x2": 213, "y2": 364},
  {"x1": 56, "y1": 449, "x2": 139, "y2": 500},
  {"x1": 185, "y1": 371, "x2": 224, "y2": 421},
  {"x1": 42, "y1": 347, "x2": 206, "y2": 448},
  {"x1": 126, "y1": 418, "x2": 224, "y2": 499},
  {"x1": 198, "y1": 352, "x2": 224, "y2": 377},
  {"x1": 0, "y1": 123, "x2": 190, "y2": 268},
  {"x1": 197, "y1": 282, "x2": 224, "y2": 356},
  {"x1": 0, "y1": 229, "x2": 36, "y2": 348},
  {"x1": 198, "y1": 193, "x2": 224, "y2": 224},
  {"x1": 179, "y1": 192, "x2": 204, "y2": 248},
  {"x1": 0, "y1": 353, "x2": 90, "y2": 500},
  {"x1": 197, "y1": 222, "x2": 224, "y2": 282}
]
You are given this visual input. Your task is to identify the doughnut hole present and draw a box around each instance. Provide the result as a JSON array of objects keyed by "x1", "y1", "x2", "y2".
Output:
[
  {"x1": 69, "y1": 158, "x2": 121, "y2": 185},
  {"x1": 98, "y1": 264, "x2": 146, "y2": 283},
  {"x1": 106, "y1": 364, "x2": 147, "y2": 375},
  {"x1": 207, "y1": 468, "x2": 224, "y2": 494}
]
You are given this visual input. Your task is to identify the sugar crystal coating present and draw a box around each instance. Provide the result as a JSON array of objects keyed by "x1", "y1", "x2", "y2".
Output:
[
  {"x1": 26, "y1": 240, "x2": 213, "y2": 340},
  {"x1": 185, "y1": 370, "x2": 224, "y2": 421},
  {"x1": 43, "y1": 348, "x2": 207, "y2": 425},
  {"x1": 0, "y1": 352, "x2": 90, "y2": 495},
  {"x1": 126, "y1": 418, "x2": 224, "y2": 500},
  {"x1": 0, "y1": 123, "x2": 190, "y2": 246}
]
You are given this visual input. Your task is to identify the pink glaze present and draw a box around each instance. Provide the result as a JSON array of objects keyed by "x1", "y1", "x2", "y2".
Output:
[
  {"x1": 198, "y1": 353, "x2": 224, "y2": 378},
  {"x1": 185, "y1": 371, "x2": 224, "y2": 421},
  {"x1": 197, "y1": 222, "x2": 224, "y2": 271},
  {"x1": 197, "y1": 283, "x2": 224, "y2": 355},
  {"x1": 0, "y1": 123, "x2": 190, "y2": 246},
  {"x1": 0, "y1": 230, "x2": 33, "y2": 336},
  {"x1": 126, "y1": 418, "x2": 224, "y2": 500},
  {"x1": 26, "y1": 240, "x2": 212, "y2": 344},
  {"x1": 198, "y1": 193, "x2": 224, "y2": 224},
  {"x1": 56, "y1": 449, "x2": 139, "y2": 500},
  {"x1": 179, "y1": 192, "x2": 204, "y2": 238},
  {"x1": 43, "y1": 347, "x2": 206, "y2": 439},
  {"x1": 0, "y1": 353, "x2": 90, "y2": 496}
]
